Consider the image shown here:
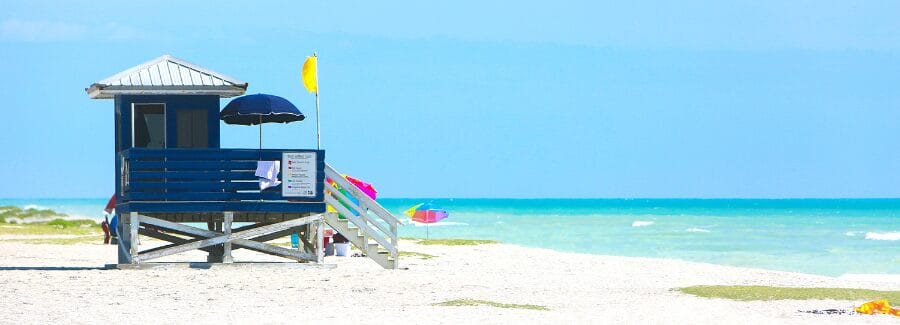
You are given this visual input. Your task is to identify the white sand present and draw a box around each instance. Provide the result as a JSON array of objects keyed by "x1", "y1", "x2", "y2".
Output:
[{"x1": 0, "y1": 240, "x2": 897, "y2": 324}]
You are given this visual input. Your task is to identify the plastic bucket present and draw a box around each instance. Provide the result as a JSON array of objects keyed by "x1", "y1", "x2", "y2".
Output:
[
  {"x1": 290, "y1": 233, "x2": 299, "y2": 248},
  {"x1": 334, "y1": 243, "x2": 351, "y2": 256}
]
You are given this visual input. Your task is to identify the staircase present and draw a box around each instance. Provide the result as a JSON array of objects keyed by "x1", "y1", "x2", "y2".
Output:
[{"x1": 323, "y1": 164, "x2": 401, "y2": 269}]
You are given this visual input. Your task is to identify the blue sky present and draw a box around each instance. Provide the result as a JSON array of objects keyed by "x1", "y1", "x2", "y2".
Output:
[{"x1": 1, "y1": 1, "x2": 899, "y2": 198}]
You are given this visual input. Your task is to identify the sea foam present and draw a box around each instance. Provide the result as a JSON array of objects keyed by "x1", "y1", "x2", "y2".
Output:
[
  {"x1": 838, "y1": 274, "x2": 900, "y2": 284},
  {"x1": 864, "y1": 232, "x2": 900, "y2": 241},
  {"x1": 632, "y1": 221, "x2": 654, "y2": 227},
  {"x1": 686, "y1": 227, "x2": 710, "y2": 233}
]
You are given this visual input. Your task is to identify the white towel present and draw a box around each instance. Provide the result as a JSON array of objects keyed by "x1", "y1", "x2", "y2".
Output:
[
  {"x1": 255, "y1": 161, "x2": 280, "y2": 179},
  {"x1": 258, "y1": 178, "x2": 282, "y2": 190},
  {"x1": 256, "y1": 161, "x2": 281, "y2": 190}
]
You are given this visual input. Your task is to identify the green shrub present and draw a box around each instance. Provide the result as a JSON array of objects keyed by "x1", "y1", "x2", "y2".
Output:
[
  {"x1": 0, "y1": 205, "x2": 68, "y2": 222},
  {"x1": 47, "y1": 219, "x2": 75, "y2": 228}
]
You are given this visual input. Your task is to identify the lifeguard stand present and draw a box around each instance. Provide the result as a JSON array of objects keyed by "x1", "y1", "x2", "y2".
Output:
[{"x1": 87, "y1": 55, "x2": 400, "y2": 268}]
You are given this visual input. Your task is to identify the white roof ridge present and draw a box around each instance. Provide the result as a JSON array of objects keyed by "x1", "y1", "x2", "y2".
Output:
[
  {"x1": 163, "y1": 55, "x2": 247, "y2": 86},
  {"x1": 95, "y1": 54, "x2": 172, "y2": 86},
  {"x1": 87, "y1": 54, "x2": 248, "y2": 99}
]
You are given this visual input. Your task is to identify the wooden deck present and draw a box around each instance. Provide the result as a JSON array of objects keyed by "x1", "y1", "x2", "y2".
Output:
[
  {"x1": 114, "y1": 148, "x2": 327, "y2": 265},
  {"x1": 138, "y1": 211, "x2": 320, "y2": 223},
  {"x1": 117, "y1": 148, "x2": 325, "y2": 218},
  {"x1": 111, "y1": 148, "x2": 402, "y2": 269}
]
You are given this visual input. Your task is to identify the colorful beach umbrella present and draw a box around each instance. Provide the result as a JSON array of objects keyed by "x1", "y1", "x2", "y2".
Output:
[
  {"x1": 405, "y1": 203, "x2": 448, "y2": 238},
  {"x1": 326, "y1": 174, "x2": 377, "y2": 219},
  {"x1": 344, "y1": 175, "x2": 377, "y2": 200}
]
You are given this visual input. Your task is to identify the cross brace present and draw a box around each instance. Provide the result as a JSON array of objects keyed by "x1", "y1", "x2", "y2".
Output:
[{"x1": 127, "y1": 213, "x2": 323, "y2": 264}]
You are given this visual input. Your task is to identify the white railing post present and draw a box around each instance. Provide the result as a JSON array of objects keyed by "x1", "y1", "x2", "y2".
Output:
[{"x1": 390, "y1": 220, "x2": 398, "y2": 268}]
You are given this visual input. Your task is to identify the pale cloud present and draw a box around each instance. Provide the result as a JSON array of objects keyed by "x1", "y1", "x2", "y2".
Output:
[
  {"x1": 1, "y1": 19, "x2": 87, "y2": 42},
  {"x1": 1, "y1": 19, "x2": 144, "y2": 42},
  {"x1": 102, "y1": 22, "x2": 141, "y2": 41}
]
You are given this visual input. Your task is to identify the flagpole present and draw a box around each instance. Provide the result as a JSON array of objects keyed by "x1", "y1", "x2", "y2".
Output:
[
  {"x1": 314, "y1": 52, "x2": 321, "y2": 150},
  {"x1": 315, "y1": 90, "x2": 320, "y2": 150}
]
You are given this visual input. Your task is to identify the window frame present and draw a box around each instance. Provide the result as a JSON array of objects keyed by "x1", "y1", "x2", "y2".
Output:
[{"x1": 131, "y1": 103, "x2": 167, "y2": 148}]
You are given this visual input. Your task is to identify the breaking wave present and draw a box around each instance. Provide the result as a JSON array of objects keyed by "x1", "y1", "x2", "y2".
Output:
[
  {"x1": 632, "y1": 221, "x2": 654, "y2": 227},
  {"x1": 864, "y1": 232, "x2": 900, "y2": 241},
  {"x1": 409, "y1": 221, "x2": 469, "y2": 227}
]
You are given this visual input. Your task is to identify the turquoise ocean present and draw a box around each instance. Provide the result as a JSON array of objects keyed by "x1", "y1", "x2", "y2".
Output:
[{"x1": 2, "y1": 198, "x2": 898, "y2": 277}]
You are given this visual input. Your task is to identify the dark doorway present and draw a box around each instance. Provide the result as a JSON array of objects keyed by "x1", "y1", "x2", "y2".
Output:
[{"x1": 132, "y1": 104, "x2": 165, "y2": 148}]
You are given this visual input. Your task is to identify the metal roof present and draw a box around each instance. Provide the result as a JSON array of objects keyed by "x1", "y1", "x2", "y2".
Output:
[{"x1": 86, "y1": 54, "x2": 248, "y2": 99}]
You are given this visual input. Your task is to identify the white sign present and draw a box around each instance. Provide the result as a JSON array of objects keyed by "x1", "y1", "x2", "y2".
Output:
[{"x1": 282, "y1": 152, "x2": 317, "y2": 197}]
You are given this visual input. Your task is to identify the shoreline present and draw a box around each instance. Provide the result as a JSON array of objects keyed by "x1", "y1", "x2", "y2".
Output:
[
  {"x1": 3, "y1": 202, "x2": 899, "y2": 278},
  {"x1": 0, "y1": 239, "x2": 898, "y2": 324}
]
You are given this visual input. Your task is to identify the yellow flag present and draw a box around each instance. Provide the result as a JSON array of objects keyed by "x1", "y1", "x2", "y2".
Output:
[{"x1": 301, "y1": 55, "x2": 318, "y2": 94}]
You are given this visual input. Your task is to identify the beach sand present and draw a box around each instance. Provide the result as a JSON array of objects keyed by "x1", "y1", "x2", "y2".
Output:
[{"x1": 0, "y1": 240, "x2": 897, "y2": 324}]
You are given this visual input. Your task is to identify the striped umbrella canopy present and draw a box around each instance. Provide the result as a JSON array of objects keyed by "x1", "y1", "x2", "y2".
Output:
[{"x1": 405, "y1": 203, "x2": 448, "y2": 224}]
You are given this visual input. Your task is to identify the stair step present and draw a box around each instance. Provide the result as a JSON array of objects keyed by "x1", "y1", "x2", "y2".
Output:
[{"x1": 323, "y1": 200, "x2": 398, "y2": 269}]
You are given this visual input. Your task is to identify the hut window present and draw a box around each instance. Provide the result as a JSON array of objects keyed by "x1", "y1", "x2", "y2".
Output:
[
  {"x1": 132, "y1": 104, "x2": 165, "y2": 148},
  {"x1": 176, "y1": 109, "x2": 209, "y2": 148}
]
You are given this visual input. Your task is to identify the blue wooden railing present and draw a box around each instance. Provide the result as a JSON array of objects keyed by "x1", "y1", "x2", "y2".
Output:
[{"x1": 117, "y1": 148, "x2": 326, "y2": 214}]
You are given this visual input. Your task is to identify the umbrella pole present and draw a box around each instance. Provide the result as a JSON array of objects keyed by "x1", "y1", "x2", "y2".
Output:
[{"x1": 259, "y1": 116, "x2": 262, "y2": 150}]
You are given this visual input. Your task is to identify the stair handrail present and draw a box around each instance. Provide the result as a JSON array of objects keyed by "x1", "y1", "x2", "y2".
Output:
[
  {"x1": 325, "y1": 182, "x2": 394, "y2": 238},
  {"x1": 324, "y1": 164, "x2": 402, "y2": 226}
]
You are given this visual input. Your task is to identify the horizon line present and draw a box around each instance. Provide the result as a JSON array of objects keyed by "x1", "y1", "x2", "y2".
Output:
[{"x1": 2, "y1": 197, "x2": 900, "y2": 200}]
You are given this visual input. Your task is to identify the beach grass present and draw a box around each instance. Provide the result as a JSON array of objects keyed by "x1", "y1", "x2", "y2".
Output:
[
  {"x1": 434, "y1": 299, "x2": 549, "y2": 311},
  {"x1": 399, "y1": 251, "x2": 437, "y2": 259},
  {"x1": 1, "y1": 236, "x2": 105, "y2": 245},
  {"x1": 46, "y1": 219, "x2": 98, "y2": 229},
  {"x1": 0, "y1": 205, "x2": 100, "y2": 237},
  {"x1": 0, "y1": 222, "x2": 101, "y2": 236},
  {"x1": 679, "y1": 285, "x2": 900, "y2": 301},
  {"x1": 0, "y1": 205, "x2": 68, "y2": 223},
  {"x1": 411, "y1": 238, "x2": 498, "y2": 246}
]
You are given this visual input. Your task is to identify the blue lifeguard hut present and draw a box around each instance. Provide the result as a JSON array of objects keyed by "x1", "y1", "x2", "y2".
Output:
[{"x1": 87, "y1": 55, "x2": 400, "y2": 268}]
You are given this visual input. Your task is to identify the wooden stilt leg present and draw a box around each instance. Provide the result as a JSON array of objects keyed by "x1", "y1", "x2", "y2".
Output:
[
  {"x1": 315, "y1": 219, "x2": 324, "y2": 263},
  {"x1": 129, "y1": 212, "x2": 140, "y2": 264},
  {"x1": 117, "y1": 213, "x2": 132, "y2": 264},
  {"x1": 206, "y1": 221, "x2": 223, "y2": 263},
  {"x1": 223, "y1": 212, "x2": 234, "y2": 263},
  {"x1": 299, "y1": 225, "x2": 313, "y2": 261}
]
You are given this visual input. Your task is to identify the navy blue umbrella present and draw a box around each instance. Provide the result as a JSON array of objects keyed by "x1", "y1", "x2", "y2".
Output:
[{"x1": 221, "y1": 93, "x2": 305, "y2": 148}]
